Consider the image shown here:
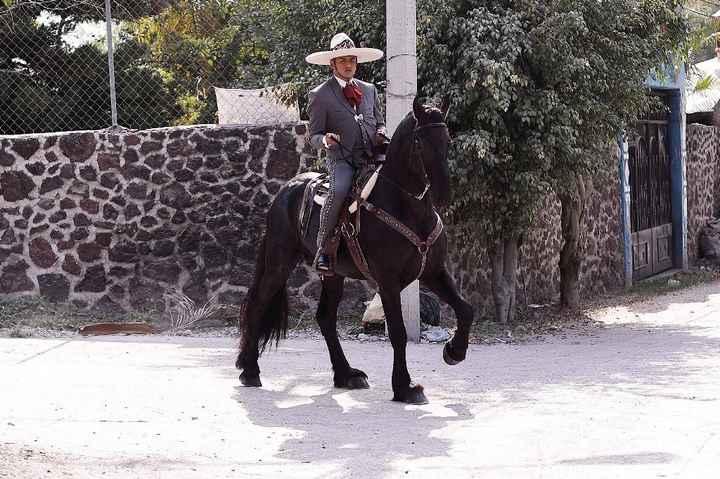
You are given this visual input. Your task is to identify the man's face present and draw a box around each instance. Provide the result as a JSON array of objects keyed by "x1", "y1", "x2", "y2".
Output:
[{"x1": 331, "y1": 56, "x2": 358, "y2": 81}]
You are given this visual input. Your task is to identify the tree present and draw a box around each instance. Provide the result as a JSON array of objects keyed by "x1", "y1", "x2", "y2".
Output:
[
  {"x1": 420, "y1": 0, "x2": 688, "y2": 321},
  {"x1": 126, "y1": 0, "x2": 386, "y2": 123},
  {"x1": 128, "y1": 0, "x2": 269, "y2": 124},
  {"x1": 529, "y1": 0, "x2": 687, "y2": 308},
  {"x1": 420, "y1": 1, "x2": 555, "y2": 323},
  {"x1": 0, "y1": 0, "x2": 172, "y2": 134},
  {"x1": 257, "y1": 0, "x2": 386, "y2": 111}
]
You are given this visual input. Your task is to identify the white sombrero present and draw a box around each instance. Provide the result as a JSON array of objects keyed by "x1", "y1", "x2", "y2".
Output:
[{"x1": 305, "y1": 33, "x2": 384, "y2": 66}]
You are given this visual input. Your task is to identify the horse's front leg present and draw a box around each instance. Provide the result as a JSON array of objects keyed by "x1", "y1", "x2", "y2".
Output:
[
  {"x1": 316, "y1": 276, "x2": 369, "y2": 389},
  {"x1": 379, "y1": 287, "x2": 428, "y2": 404},
  {"x1": 422, "y1": 268, "x2": 474, "y2": 365}
]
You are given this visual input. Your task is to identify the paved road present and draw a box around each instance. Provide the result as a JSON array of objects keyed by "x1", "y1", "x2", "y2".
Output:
[{"x1": 1, "y1": 282, "x2": 720, "y2": 478}]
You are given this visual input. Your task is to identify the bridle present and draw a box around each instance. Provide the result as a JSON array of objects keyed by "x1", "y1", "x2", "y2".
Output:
[{"x1": 379, "y1": 119, "x2": 448, "y2": 202}]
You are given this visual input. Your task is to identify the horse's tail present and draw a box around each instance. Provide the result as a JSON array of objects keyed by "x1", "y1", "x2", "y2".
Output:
[{"x1": 238, "y1": 231, "x2": 289, "y2": 359}]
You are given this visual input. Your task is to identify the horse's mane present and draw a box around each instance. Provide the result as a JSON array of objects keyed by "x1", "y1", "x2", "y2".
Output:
[
  {"x1": 386, "y1": 112, "x2": 417, "y2": 162},
  {"x1": 386, "y1": 106, "x2": 444, "y2": 163}
]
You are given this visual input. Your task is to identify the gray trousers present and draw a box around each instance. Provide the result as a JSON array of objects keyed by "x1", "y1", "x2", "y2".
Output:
[{"x1": 317, "y1": 157, "x2": 355, "y2": 248}]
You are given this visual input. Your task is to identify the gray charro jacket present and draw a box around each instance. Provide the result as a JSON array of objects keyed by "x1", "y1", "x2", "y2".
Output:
[{"x1": 308, "y1": 77, "x2": 385, "y2": 164}]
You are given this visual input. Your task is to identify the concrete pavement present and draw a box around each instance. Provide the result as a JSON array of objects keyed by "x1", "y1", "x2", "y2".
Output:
[{"x1": 1, "y1": 281, "x2": 720, "y2": 478}]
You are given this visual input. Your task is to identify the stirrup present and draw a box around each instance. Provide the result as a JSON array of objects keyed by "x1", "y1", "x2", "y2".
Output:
[{"x1": 314, "y1": 235, "x2": 340, "y2": 276}]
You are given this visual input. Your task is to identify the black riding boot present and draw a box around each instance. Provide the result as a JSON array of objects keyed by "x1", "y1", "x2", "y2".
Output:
[
  {"x1": 316, "y1": 251, "x2": 332, "y2": 272},
  {"x1": 314, "y1": 235, "x2": 339, "y2": 275}
]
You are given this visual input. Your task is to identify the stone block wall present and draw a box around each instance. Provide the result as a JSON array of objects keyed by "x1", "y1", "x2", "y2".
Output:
[
  {"x1": 686, "y1": 124, "x2": 720, "y2": 261},
  {"x1": 11, "y1": 122, "x2": 714, "y2": 323},
  {"x1": 446, "y1": 148, "x2": 624, "y2": 319},
  {"x1": 0, "y1": 124, "x2": 372, "y2": 317}
]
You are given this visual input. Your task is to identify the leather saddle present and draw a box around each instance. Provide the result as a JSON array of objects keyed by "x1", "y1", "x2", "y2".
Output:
[
  {"x1": 299, "y1": 164, "x2": 381, "y2": 279},
  {"x1": 313, "y1": 166, "x2": 380, "y2": 213}
]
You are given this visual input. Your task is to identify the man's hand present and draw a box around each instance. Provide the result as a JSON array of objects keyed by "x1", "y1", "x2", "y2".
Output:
[
  {"x1": 374, "y1": 127, "x2": 389, "y2": 146},
  {"x1": 323, "y1": 133, "x2": 340, "y2": 149}
]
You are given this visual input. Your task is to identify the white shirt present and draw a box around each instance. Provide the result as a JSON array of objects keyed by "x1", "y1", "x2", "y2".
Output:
[{"x1": 334, "y1": 75, "x2": 353, "y2": 88}]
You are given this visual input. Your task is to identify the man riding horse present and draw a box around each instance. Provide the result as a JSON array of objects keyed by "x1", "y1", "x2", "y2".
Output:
[
  {"x1": 236, "y1": 33, "x2": 473, "y2": 405},
  {"x1": 306, "y1": 33, "x2": 389, "y2": 275}
]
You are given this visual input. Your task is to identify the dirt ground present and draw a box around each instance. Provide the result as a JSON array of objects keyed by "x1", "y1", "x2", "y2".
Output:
[{"x1": 1, "y1": 280, "x2": 720, "y2": 478}]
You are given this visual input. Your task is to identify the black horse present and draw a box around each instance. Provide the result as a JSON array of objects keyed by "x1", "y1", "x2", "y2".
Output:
[{"x1": 236, "y1": 99, "x2": 474, "y2": 404}]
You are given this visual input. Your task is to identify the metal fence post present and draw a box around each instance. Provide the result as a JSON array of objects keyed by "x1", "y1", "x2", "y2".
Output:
[
  {"x1": 0, "y1": 4, "x2": 311, "y2": 134},
  {"x1": 105, "y1": 0, "x2": 118, "y2": 127}
]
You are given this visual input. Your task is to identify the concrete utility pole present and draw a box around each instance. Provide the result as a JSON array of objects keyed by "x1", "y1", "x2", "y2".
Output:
[{"x1": 386, "y1": 0, "x2": 421, "y2": 343}]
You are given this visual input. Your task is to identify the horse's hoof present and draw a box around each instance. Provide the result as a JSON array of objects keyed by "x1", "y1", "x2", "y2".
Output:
[
  {"x1": 345, "y1": 375, "x2": 370, "y2": 389},
  {"x1": 443, "y1": 342, "x2": 465, "y2": 366},
  {"x1": 335, "y1": 368, "x2": 369, "y2": 389},
  {"x1": 239, "y1": 372, "x2": 262, "y2": 387},
  {"x1": 393, "y1": 384, "x2": 428, "y2": 405}
]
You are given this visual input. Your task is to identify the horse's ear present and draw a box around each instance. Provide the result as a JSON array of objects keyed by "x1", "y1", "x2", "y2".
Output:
[
  {"x1": 413, "y1": 96, "x2": 427, "y2": 123},
  {"x1": 440, "y1": 98, "x2": 451, "y2": 122}
]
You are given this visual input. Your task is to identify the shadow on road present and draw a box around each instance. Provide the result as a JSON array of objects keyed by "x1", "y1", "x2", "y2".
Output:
[
  {"x1": 179, "y1": 312, "x2": 720, "y2": 473},
  {"x1": 461, "y1": 322, "x2": 720, "y2": 404},
  {"x1": 229, "y1": 371, "x2": 473, "y2": 476}
]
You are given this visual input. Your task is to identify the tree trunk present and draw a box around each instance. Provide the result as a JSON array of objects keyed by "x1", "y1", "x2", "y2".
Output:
[
  {"x1": 490, "y1": 235, "x2": 520, "y2": 324},
  {"x1": 558, "y1": 175, "x2": 592, "y2": 309}
]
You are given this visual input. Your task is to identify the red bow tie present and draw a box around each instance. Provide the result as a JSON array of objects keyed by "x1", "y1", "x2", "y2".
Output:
[{"x1": 343, "y1": 82, "x2": 363, "y2": 107}]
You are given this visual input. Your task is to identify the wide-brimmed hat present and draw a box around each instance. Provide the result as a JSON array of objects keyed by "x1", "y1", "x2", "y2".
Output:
[{"x1": 305, "y1": 33, "x2": 384, "y2": 66}]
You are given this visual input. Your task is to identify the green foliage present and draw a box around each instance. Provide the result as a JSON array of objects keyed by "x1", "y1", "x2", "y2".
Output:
[
  {"x1": 420, "y1": 0, "x2": 688, "y2": 245},
  {"x1": 130, "y1": 0, "x2": 387, "y2": 121},
  {"x1": 693, "y1": 73, "x2": 715, "y2": 92},
  {"x1": 1, "y1": 0, "x2": 388, "y2": 131},
  {"x1": 421, "y1": 2, "x2": 553, "y2": 241},
  {"x1": 684, "y1": 0, "x2": 720, "y2": 64},
  {"x1": 127, "y1": 0, "x2": 262, "y2": 124},
  {"x1": 0, "y1": 0, "x2": 163, "y2": 28},
  {"x1": 258, "y1": 0, "x2": 386, "y2": 108},
  {"x1": 0, "y1": 0, "x2": 174, "y2": 133}
]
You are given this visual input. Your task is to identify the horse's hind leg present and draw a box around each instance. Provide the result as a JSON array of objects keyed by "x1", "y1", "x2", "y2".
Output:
[
  {"x1": 423, "y1": 268, "x2": 474, "y2": 365},
  {"x1": 379, "y1": 287, "x2": 428, "y2": 404},
  {"x1": 315, "y1": 276, "x2": 369, "y2": 389}
]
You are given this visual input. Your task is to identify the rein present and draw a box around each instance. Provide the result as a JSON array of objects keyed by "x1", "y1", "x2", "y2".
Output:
[{"x1": 352, "y1": 196, "x2": 444, "y2": 280}]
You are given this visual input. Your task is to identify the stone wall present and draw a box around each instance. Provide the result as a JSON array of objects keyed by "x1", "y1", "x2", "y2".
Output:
[
  {"x1": 0, "y1": 124, "x2": 372, "y2": 317},
  {"x1": 686, "y1": 124, "x2": 720, "y2": 261},
  {"x1": 9, "y1": 122, "x2": 714, "y2": 323},
  {"x1": 446, "y1": 148, "x2": 625, "y2": 319}
]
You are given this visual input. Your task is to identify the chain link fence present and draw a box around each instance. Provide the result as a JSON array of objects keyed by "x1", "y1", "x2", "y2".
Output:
[{"x1": 0, "y1": 0, "x2": 299, "y2": 136}]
